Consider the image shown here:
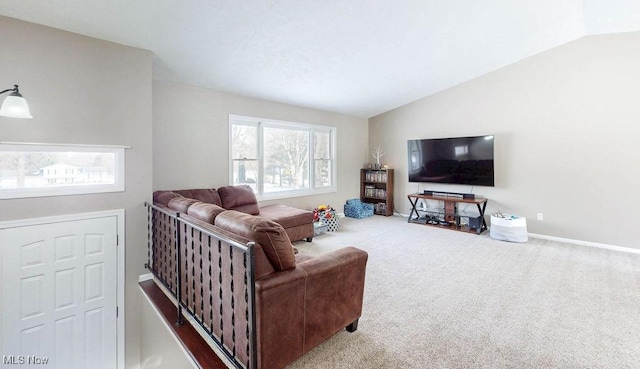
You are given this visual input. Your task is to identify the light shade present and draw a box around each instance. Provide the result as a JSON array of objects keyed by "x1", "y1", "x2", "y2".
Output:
[
  {"x1": 0, "y1": 85, "x2": 32, "y2": 119},
  {"x1": 0, "y1": 94, "x2": 32, "y2": 119}
]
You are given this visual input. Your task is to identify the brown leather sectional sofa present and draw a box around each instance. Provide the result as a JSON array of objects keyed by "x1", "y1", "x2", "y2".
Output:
[
  {"x1": 151, "y1": 185, "x2": 369, "y2": 369},
  {"x1": 154, "y1": 184, "x2": 315, "y2": 242}
]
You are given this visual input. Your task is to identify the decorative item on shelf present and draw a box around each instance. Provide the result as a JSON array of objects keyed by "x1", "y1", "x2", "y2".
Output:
[
  {"x1": 363, "y1": 185, "x2": 386, "y2": 199},
  {"x1": 314, "y1": 204, "x2": 340, "y2": 231},
  {"x1": 372, "y1": 144, "x2": 384, "y2": 169},
  {"x1": 366, "y1": 163, "x2": 373, "y2": 169},
  {"x1": 383, "y1": 164, "x2": 389, "y2": 170},
  {"x1": 365, "y1": 171, "x2": 388, "y2": 183}
]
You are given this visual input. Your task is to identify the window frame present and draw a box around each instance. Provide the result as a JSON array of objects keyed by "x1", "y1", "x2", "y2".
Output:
[
  {"x1": 229, "y1": 115, "x2": 337, "y2": 200},
  {"x1": 0, "y1": 142, "x2": 126, "y2": 199}
]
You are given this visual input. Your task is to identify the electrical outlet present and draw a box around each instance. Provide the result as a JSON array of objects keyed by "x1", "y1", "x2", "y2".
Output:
[{"x1": 537, "y1": 213, "x2": 543, "y2": 221}]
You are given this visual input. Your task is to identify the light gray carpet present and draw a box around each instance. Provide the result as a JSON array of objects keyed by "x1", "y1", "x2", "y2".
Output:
[{"x1": 289, "y1": 215, "x2": 640, "y2": 369}]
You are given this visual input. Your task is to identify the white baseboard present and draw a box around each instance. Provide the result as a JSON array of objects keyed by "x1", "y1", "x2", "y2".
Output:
[
  {"x1": 527, "y1": 233, "x2": 640, "y2": 255},
  {"x1": 395, "y1": 212, "x2": 640, "y2": 254},
  {"x1": 138, "y1": 273, "x2": 154, "y2": 282}
]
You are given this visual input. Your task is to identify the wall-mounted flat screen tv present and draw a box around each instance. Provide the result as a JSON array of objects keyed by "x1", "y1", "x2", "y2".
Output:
[{"x1": 407, "y1": 135, "x2": 494, "y2": 187}]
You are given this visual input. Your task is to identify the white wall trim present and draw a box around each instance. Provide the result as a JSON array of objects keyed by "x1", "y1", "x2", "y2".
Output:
[
  {"x1": 528, "y1": 233, "x2": 640, "y2": 254},
  {"x1": 0, "y1": 209, "x2": 123, "y2": 229},
  {"x1": 0, "y1": 141, "x2": 132, "y2": 149},
  {"x1": 0, "y1": 209, "x2": 127, "y2": 368},
  {"x1": 394, "y1": 212, "x2": 640, "y2": 254},
  {"x1": 138, "y1": 273, "x2": 154, "y2": 282},
  {"x1": 116, "y1": 209, "x2": 126, "y2": 369}
]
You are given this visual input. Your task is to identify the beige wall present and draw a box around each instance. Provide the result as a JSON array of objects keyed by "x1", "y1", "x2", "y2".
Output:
[
  {"x1": 139, "y1": 291, "x2": 195, "y2": 369},
  {"x1": 153, "y1": 81, "x2": 369, "y2": 211},
  {"x1": 369, "y1": 32, "x2": 640, "y2": 249},
  {"x1": 0, "y1": 16, "x2": 153, "y2": 367}
]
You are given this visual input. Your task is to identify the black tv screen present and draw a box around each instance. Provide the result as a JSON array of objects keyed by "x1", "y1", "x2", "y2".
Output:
[{"x1": 407, "y1": 135, "x2": 494, "y2": 186}]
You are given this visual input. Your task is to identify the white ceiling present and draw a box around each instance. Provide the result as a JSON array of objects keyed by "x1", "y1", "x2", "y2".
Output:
[{"x1": 1, "y1": 0, "x2": 639, "y2": 118}]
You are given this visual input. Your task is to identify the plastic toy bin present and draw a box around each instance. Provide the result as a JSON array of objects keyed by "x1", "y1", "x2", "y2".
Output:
[{"x1": 490, "y1": 215, "x2": 528, "y2": 243}]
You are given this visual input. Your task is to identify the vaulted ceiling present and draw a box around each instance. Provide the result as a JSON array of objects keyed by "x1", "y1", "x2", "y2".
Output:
[{"x1": 1, "y1": 1, "x2": 639, "y2": 118}]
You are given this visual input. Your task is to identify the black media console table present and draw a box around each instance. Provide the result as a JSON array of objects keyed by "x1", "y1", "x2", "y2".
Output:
[{"x1": 407, "y1": 193, "x2": 488, "y2": 234}]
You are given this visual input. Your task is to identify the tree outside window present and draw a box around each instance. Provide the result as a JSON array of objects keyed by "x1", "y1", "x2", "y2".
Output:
[{"x1": 229, "y1": 116, "x2": 336, "y2": 198}]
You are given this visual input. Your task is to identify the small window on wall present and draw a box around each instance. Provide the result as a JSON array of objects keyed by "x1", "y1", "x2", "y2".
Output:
[{"x1": 0, "y1": 143, "x2": 125, "y2": 199}]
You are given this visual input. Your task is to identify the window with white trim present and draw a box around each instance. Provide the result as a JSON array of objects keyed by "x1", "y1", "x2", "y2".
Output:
[
  {"x1": 229, "y1": 115, "x2": 336, "y2": 199},
  {"x1": 0, "y1": 143, "x2": 125, "y2": 199}
]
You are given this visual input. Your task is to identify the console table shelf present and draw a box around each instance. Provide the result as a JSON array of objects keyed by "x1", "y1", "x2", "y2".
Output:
[{"x1": 407, "y1": 193, "x2": 488, "y2": 234}]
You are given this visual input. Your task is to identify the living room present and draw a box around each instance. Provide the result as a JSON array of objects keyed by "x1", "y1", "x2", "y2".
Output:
[{"x1": 1, "y1": 1, "x2": 639, "y2": 368}]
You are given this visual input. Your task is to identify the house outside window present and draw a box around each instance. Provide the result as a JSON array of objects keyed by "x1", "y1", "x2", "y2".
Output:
[
  {"x1": 0, "y1": 143, "x2": 125, "y2": 199},
  {"x1": 229, "y1": 115, "x2": 336, "y2": 199}
]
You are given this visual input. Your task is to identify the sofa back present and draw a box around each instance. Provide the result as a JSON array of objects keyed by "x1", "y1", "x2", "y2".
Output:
[
  {"x1": 167, "y1": 197, "x2": 200, "y2": 213},
  {"x1": 153, "y1": 191, "x2": 289, "y2": 276},
  {"x1": 217, "y1": 185, "x2": 260, "y2": 215},
  {"x1": 173, "y1": 188, "x2": 223, "y2": 207},
  {"x1": 214, "y1": 210, "x2": 296, "y2": 271},
  {"x1": 153, "y1": 190, "x2": 182, "y2": 206},
  {"x1": 177, "y1": 211, "x2": 277, "y2": 280},
  {"x1": 154, "y1": 186, "x2": 259, "y2": 215},
  {"x1": 186, "y1": 202, "x2": 226, "y2": 224}
]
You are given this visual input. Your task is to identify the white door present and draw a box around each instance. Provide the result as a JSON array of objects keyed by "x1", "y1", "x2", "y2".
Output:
[{"x1": 1, "y1": 216, "x2": 118, "y2": 369}]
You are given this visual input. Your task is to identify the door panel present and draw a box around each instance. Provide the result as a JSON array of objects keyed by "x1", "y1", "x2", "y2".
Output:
[{"x1": 1, "y1": 216, "x2": 117, "y2": 369}]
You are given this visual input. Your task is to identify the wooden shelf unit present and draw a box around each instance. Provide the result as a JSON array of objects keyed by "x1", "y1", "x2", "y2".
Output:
[
  {"x1": 360, "y1": 168, "x2": 394, "y2": 216},
  {"x1": 407, "y1": 193, "x2": 488, "y2": 234}
]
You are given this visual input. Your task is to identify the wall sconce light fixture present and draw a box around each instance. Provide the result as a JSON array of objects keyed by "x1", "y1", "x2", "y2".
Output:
[{"x1": 0, "y1": 85, "x2": 33, "y2": 119}]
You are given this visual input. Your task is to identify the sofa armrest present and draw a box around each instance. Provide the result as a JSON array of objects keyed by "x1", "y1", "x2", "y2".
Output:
[
  {"x1": 256, "y1": 247, "x2": 367, "y2": 302},
  {"x1": 296, "y1": 247, "x2": 368, "y2": 343},
  {"x1": 254, "y1": 247, "x2": 368, "y2": 369}
]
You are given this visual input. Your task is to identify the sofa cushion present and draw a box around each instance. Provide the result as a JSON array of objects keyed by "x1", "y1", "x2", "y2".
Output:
[
  {"x1": 167, "y1": 197, "x2": 200, "y2": 213},
  {"x1": 217, "y1": 185, "x2": 260, "y2": 215},
  {"x1": 177, "y1": 215, "x2": 277, "y2": 280},
  {"x1": 187, "y1": 202, "x2": 226, "y2": 224},
  {"x1": 153, "y1": 190, "x2": 183, "y2": 206},
  {"x1": 214, "y1": 210, "x2": 295, "y2": 271},
  {"x1": 173, "y1": 188, "x2": 223, "y2": 207},
  {"x1": 259, "y1": 204, "x2": 314, "y2": 229}
]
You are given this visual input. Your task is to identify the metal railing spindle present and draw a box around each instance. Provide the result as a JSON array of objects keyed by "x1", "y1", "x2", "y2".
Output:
[{"x1": 143, "y1": 202, "x2": 255, "y2": 369}]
